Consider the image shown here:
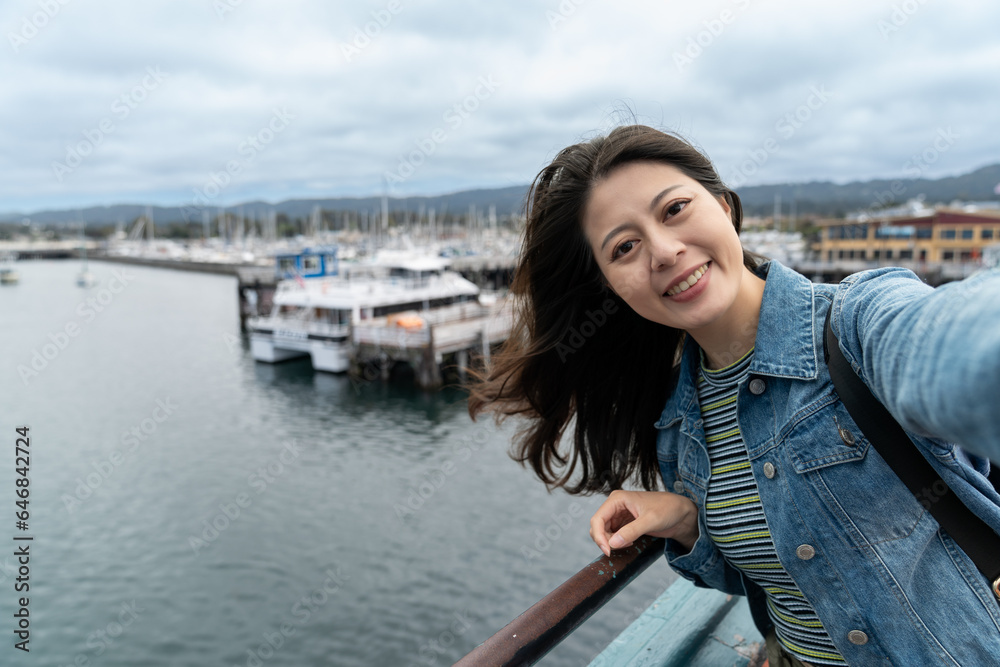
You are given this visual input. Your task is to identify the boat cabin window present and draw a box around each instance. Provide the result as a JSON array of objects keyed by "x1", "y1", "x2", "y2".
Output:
[
  {"x1": 314, "y1": 308, "x2": 350, "y2": 325},
  {"x1": 302, "y1": 256, "x2": 320, "y2": 272},
  {"x1": 374, "y1": 301, "x2": 423, "y2": 317},
  {"x1": 278, "y1": 257, "x2": 296, "y2": 272},
  {"x1": 388, "y1": 268, "x2": 440, "y2": 283},
  {"x1": 278, "y1": 305, "x2": 308, "y2": 317},
  {"x1": 371, "y1": 294, "x2": 475, "y2": 317}
]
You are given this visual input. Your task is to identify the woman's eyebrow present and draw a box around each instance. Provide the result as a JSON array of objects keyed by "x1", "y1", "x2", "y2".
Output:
[
  {"x1": 600, "y1": 222, "x2": 636, "y2": 251},
  {"x1": 649, "y1": 184, "x2": 683, "y2": 212},
  {"x1": 599, "y1": 184, "x2": 685, "y2": 250}
]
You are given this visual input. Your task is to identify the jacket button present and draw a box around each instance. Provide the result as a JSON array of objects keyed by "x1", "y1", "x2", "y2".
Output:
[
  {"x1": 763, "y1": 462, "x2": 776, "y2": 479},
  {"x1": 673, "y1": 480, "x2": 685, "y2": 493},
  {"x1": 839, "y1": 428, "x2": 856, "y2": 446},
  {"x1": 796, "y1": 544, "x2": 816, "y2": 560},
  {"x1": 749, "y1": 378, "x2": 766, "y2": 395},
  {"x1": 847, "y1": 630, "x2": 868, "y2": 645}
]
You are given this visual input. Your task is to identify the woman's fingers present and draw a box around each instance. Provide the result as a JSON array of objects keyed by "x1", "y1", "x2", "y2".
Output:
[
  {"x1": 589, "y1": 490, "x2": 697, "y2": 555},
  {"x1": 589, "y1": 492, "x2": 635, "y2": 556},
  {"x1": 606, "y1": 503, "x2": 667, "y2": 550}
]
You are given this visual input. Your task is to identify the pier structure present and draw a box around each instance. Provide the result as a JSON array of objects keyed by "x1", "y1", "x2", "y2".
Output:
[
  {"x1": 350, "y1": 297, "x2": 512, "y2": 389},
  {"x1": 0, "y1": 239, "x2": 97, "y2": 260},
  {"x1": 235, "y1": 266, "x2": 277, "y2": 332}
]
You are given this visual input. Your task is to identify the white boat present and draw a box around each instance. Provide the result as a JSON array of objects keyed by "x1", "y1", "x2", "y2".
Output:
[
  {"x1": 248, "y1": 252, "x2": 482, "y2": 373},
  {"x1": 0, "y1": 253, "x2": 18, "y2": 285},
  {"x1": 76, "y1": 223, "x2": 98, "y2": 287},
  {"x1": 76, "y1": 269, "x2": 97, "y2": 287}
]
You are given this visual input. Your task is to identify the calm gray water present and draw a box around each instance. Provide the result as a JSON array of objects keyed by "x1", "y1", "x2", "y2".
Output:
[{"x1": 0, "y1": 259, "x2": 674, "y2": 667}]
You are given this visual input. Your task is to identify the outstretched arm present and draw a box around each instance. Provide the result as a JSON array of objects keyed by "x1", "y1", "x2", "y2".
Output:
[
  {"x1": 833, "y1": 267, "x2": 1000, "y2": 462},
  {"x1": 589, "y1": 490, "x2": 699, "y2": 557}
]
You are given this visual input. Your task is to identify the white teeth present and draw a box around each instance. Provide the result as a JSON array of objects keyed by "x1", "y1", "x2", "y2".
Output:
[{"x1": 667, "y1": 263, "x2": 709, "y2": 296}]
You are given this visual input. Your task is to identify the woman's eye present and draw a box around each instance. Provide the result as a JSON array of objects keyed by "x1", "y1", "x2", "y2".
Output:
[
  {"x1": 612, "y1": 240, "x2": 635, "y2": 260},
  {"x1": 664, "y1": 200, "x2": 689, "y2": 219}
]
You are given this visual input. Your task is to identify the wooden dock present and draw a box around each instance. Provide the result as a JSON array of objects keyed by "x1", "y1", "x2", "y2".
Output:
[
  {"x1": 351, "y1": 298, "x2": 512, "y2": 389},
  {"x1": 235, "y1": 266, "x2": 277, "y2": 332}
]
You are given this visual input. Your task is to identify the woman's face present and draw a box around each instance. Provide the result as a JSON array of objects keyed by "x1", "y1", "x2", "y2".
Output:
[{"x1": 581, "y1": 161, "x2": 750, "y2": 336}]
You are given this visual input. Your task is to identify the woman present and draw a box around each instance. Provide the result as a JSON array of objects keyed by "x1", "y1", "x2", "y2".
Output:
[{"x1": 469, "y1": 125, "x2": 1000, "y2": 665}]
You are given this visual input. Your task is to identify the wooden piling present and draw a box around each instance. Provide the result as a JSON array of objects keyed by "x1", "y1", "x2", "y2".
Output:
[{"x1": 416, "y1": 326, "x2": 442, "y2": 390}]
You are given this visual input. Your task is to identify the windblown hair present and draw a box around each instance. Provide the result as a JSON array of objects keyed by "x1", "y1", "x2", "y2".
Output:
[{"x1": 468, "y1": 125, "x2": 757, "y2": 495}]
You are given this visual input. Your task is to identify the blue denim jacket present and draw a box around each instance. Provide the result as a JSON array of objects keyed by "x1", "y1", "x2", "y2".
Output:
[{"x1": 655, "y1": 260, "x2": 1000, "y2": 665}]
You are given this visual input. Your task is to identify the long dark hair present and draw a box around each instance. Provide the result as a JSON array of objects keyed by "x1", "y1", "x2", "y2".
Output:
[{"x1": 468, "y1": 125, "x2": 757, "y2": 495}]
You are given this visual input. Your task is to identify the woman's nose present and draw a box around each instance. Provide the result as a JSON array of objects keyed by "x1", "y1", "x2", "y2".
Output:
[{"x1": 648, "y1": 232, "x2": 684, "y2": 271}]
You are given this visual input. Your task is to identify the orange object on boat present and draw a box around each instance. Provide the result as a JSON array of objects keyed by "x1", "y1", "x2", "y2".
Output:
[{"x1": 393, "y1": 314, "x2": 424, "y2": 329}]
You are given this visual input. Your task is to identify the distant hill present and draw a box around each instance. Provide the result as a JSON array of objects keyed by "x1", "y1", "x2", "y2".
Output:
[
  {"x1": 3, "y1": 165, "x2": 999, "y2": 226},
  {"x1": 734, "y1": 163, "x2": 1000, "y2": 217},
  {"x1": 0, "y1": 185, "x2": 531, "y2": 227}
]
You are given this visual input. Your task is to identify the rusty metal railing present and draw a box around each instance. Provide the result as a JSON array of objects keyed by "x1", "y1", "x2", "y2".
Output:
[{"x1": 454, "y1": 535, "x2": 667, "y2": 666}]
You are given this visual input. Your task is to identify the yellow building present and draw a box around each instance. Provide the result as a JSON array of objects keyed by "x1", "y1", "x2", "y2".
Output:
[{"x1": 815, "y1": 208, "x2": 1000, "y2": 264}]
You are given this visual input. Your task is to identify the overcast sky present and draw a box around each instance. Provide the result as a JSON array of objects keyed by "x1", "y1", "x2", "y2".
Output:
[{"x1": 1, "y1": 0, "x2": 998, "y2": 214}]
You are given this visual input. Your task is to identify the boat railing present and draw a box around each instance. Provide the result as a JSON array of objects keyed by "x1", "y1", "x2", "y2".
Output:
[
  {"x1": 418, "y1": 297, "x2": 511, "y2": 327},
  {"x1": 454, "y1": 535, "x2": 666, "y2": 666},
  {"x1": 274, "y1": 271, "x2": 450, "y2": 293},
  {"x1": 415, "y1": 301, "x2": 487, "y2": 325},
  {"x1": 352, "y1": 324, "x2": 432, "y2": 348},
  {"x1": 249, "y1": 316, "x2": 349, "y2": 339}
]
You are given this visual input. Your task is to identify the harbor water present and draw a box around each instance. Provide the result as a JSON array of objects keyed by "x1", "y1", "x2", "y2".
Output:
[{"x1": 0, "y1": 260, "x2": 674, "y2": 666}]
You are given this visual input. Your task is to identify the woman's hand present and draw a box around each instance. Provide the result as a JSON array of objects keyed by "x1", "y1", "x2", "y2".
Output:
[{"x1": 589, "y1": 490, "x2": 699, "y2": 557}]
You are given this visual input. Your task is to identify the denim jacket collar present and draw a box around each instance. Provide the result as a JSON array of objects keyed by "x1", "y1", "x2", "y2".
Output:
[{"x1": 655, "y1": 260, "x2": 819, "y2": 429}]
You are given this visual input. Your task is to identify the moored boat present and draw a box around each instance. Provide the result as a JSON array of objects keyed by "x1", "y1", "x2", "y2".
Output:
[
  {"x1": 76, "y1": 223, "x2": 98, "y2": 287},
  {"x1": 248, "y1": 251, "x2": 483, "y2": 373},
  {"x1": 76, "y1": 269, "x2": 97, "y2": 287},
  {"x1": 0, "y1": 253, "x2": 18, "y2": 285}
]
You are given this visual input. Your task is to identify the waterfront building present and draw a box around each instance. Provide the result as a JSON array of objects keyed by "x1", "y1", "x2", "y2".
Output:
[{"x1": 815, "y1": 207, "x2": 1000, "y2": 265}]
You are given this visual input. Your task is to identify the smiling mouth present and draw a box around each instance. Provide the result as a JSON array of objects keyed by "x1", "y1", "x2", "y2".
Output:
[{"x1": 665, "y1": 262, "x2": 710, "y2": 297}]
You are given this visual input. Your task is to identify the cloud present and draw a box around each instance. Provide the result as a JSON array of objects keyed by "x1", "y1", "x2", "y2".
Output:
[{"x1": 1, "y1": 0, "x2": 998, "y2": 214}]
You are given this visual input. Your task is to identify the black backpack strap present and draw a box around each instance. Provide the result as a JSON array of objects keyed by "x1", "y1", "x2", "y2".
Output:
[{"x1": 823, "y1": 306, "x2": 1000, "y2": 602}]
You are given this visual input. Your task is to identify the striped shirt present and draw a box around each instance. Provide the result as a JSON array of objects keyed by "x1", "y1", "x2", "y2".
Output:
[{"x1": 698, "y1": 348, "x2": 847, "y2": 666}]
